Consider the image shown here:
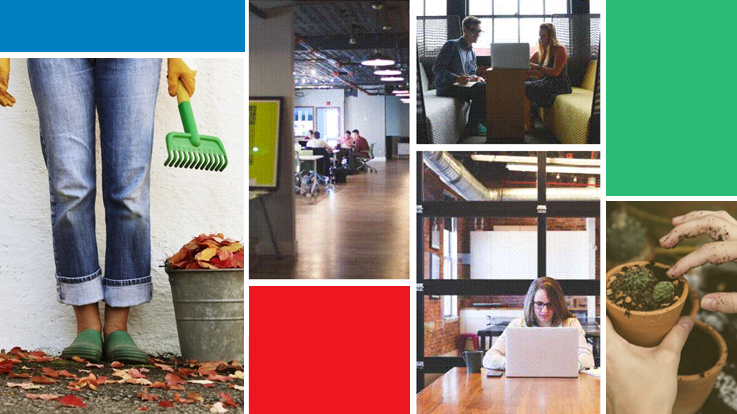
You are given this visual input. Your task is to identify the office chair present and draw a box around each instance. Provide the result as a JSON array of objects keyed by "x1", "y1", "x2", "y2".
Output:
[
  {"x1": 355, "y1": 143, "x2": 377, "y2": 173},
  {"x1": 295, "y1": 149, "x2": 312, "y2": 196}
]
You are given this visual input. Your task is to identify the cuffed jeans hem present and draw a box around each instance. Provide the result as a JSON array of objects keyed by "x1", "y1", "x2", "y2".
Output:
[
  {"x1": 56, "y1": 270, "x2": 104, "y2": 306},
  {"x1": 104, "y1": 282, "x2": 153, "y2": 307}
]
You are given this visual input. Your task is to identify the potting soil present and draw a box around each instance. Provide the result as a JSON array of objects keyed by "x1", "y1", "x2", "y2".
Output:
[
  {"x1": 678, "y1": 323, "x2": 720, "y2": 376},
  {"x1": 607, "y1": 262, "x2": 685, "y2": 312}
]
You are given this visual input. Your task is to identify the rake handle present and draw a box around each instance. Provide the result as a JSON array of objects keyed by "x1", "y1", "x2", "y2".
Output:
[{"x1": 176, "y1": 80, "x2": 200, "y2": 147}]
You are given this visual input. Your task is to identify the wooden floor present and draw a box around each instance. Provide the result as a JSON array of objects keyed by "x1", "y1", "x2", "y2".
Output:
[{"x1": 250, "y1": 159, "x2": 410, "y2": 279}]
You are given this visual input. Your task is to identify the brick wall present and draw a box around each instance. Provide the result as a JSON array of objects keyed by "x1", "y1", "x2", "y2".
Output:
[{"x1": 423, "y1": 296, "x2": 460, "y2": 357}]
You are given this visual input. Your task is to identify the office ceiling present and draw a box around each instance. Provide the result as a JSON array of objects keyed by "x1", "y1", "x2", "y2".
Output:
[
  {"x1": 448, "y1": 152, "x2": 601, "y2": 189},
  {"x1": 250, "y1": 1, "x2": 410, "y2": 95}
]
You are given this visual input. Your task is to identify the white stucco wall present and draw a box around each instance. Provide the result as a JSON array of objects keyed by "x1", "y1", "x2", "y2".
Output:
[{"x1": 0, "y1": 58, "x2": 244, "y2": 356}]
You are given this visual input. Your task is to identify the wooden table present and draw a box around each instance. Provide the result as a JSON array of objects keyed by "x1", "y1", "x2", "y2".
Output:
[
  {"x1": 417, "y1": 368, "x2": 600, "y2": 414},
  {"x1": 484, "y1": 68, "x2": 527, "y2": 142}
]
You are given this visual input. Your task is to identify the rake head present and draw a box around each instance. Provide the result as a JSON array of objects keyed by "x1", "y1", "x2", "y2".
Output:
[{"x1": 164, "y1": 132, "x2": 228, "y2": 171}]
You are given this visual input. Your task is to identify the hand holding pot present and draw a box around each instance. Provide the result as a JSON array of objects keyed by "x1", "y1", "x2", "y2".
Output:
[
  {"x1": 660, "y1": 210, "x2": 737, "y2": 312},
  {"x1": 606, "y1": 315, "x2": 693, "y2": 414}
]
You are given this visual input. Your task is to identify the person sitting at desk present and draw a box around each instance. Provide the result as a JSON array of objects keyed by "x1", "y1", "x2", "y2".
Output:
[
  {"x1": 524, "y1": 23, "x2": 572, "y2": 130},
  {"x1": 305, "y1": 131, "x2": 333, "y2": 152},
  {"x1": 433, "y1": 15, "x2": 487, "y2": 138},
  {"x1": 306, "y1": 130, "x2": 314, "y2": 140},
  {"x1": 482, "y1": 277, "x2": 594, "y2": 371},
  {"x1": 348, "y1": 129, "x2": 370, "y2": 171},
  {"x1": 338, "y1": 130, "x2": 353, "y2": 149}
]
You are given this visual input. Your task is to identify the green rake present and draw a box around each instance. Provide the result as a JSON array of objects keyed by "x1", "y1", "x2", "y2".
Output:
[{"x1": 164, "y1": 81, "x2": 228, "y2": 171}]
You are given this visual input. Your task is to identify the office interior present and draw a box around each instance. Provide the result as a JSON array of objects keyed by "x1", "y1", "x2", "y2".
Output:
[
  {"x1": 416, "y1": 151, "x2": 601, "y2": 392},
  {"x1": 417, "y1": 0, "x2": 601, "y2": 144},
  {"x1": 250, "y1": 1, "x2": 410, "y2": 279}
]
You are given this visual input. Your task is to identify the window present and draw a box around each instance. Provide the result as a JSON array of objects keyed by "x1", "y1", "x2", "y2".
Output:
[
  {"x1": 467, "y1": 0, "x2": 570, "y2": 56},
  {"x1": 423, "y1": 0, "x2": 447, "y2": 16},
  {"x1": 294, "y1": 107, "x2": 314, "y2": 137}
]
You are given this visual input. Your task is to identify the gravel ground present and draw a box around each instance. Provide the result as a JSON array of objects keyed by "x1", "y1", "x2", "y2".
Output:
[{"x1": 0, "y1": 351, "x2": 244, "y2": 414}]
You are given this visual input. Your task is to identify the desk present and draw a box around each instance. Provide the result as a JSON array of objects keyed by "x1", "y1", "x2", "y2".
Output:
[
  {"x1": 296, "y1": 154, "x2": 326, "y2": 197},
  {"x1": 484, "y1": 68, "x2": 527, "y2": 142},
  {"x1": 417, "y1": 368, "x2": 599, "y2": 414},
  {"x1": 476, "y1": 318, "x2": 600, "y2": 351}
]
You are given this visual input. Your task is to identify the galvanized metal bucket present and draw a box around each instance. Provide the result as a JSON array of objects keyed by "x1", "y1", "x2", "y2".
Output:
[{"x1": 166, "y1": 265, "x2": 244, "y2": 363}]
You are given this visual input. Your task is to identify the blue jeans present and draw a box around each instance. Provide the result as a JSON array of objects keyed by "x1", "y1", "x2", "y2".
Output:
[{"x1": 28, "y1": 58, "x2": 161, "y2": 307}]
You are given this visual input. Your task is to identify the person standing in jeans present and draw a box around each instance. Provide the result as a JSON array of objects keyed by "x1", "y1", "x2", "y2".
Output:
[{"x1": 0, "y1": 58, "x2": 196, "y2": 362}]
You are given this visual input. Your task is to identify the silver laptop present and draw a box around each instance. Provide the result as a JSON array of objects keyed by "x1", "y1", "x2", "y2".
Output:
[
  {"x1": 505, "y1": 327, "x2": 579, "y2": 378},
  {"x1": 490, "y1": 43, "x2": 530, "y2": 69}
]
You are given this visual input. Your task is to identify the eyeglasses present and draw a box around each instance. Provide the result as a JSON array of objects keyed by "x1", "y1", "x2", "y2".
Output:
[
  {"x1": 533, "y1": 301, "x2": 552, "y2": 310},
  {"x1": 467, "y1": 28, "x2": 483, "y2": 35}
]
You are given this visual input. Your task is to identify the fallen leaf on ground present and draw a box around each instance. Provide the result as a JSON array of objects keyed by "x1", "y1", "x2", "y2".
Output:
[
  {"x1": 210, "y1": 402, "x2": 229, "y2": 413},
  {"x1": 218, "y1": 392, "x2": 238, "y2": 407},
  {"x1": 8, "y1": 372, "x2": 30, "y2": 378},
  {"x1": 137, "y1": 391, "x2": 159, "y2": 401},
  {"x1": 41, "y1": 367, "x2": 59, "y2": 378},
  {"x1": 158, "y1": 401, "x2": 174, "y2": 408},
  {"x1": 125, "y1": 378, "x2": 152, "y2": 386},
  {"x1": 71, "y1": 357, "x2": 87, "y2": 364},
  {"x1": 137, "y1": 407, "x2": 148, "y2": 412},
  {"x1": 230, "y1": 371, "x2": 244, "y2": 380},
  {"x1": 188, "y1": 392, "x2": 204, "y2": 403},
  {"x1": 30, "y1": 376, "x2": 57, "y2": 385},
  {"x1": 165, "y1": 373, "x2": 187, "y2": 387},
  {"x1": 232, "y1": 385, "x2": 244, "y2": 391},
  {"x1": 207, "y1": 374, "x2": 231, "y2": 382},
  {"x1": 110, "y1": 361, "x2": 125, "y2": 368},
  {"x1": 149, "y1": 381, "x2": 167, "y2": 389},
  {"x1": 86, "y1": 362, "x2": 104, "y2": 369},
  {"x1": 173, "y1": 392, "x2": 194, "y2": 404},
  {"x1": 7, "y1": 382, "x2": 42, "y2": 390},
  {"x1": 173, "y1": 368, "x2": 195, "y2": 378},
  {"x1": 59, "y1": 394, "x2": 87, "y2": 408},
  {"x1": 25, "y1": 393, "x2": 61, "y2": 401},
  {"x1": 129, "y1": 368, "x2": 148, "y2": 379},
  {"x1": 153, "y1": 363, "x2": 173, "y2": 372},
  {"x1": 68, "y1": 373, "x2": 99, "y2": 390},
  {"x1": 187, "y1": 380, "x2": 215, "y2": 388},
  {"x1": 58, "y1": 370, "x2": 76, "y2": 378}
]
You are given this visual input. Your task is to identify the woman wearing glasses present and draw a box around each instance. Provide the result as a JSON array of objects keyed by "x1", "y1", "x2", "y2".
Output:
[
  {"x1": 524, "y1": 23, "x2": 572, "y2": 131},
  {"x1": 482, "y1": 277, "x2": 594, "y2": 370}
]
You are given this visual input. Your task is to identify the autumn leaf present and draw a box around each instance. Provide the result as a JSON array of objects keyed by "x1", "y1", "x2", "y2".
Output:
[
  {"x1": 149, "y1": 381, "x2": 168, "y2": 389},
  {"x1": 41, "y1": 367, "x2": 59, "y2": 378},
  {"x1": 218, "y1": 392, "x2": 239, "y2": 407},
  {"x1": 30, "y1": 376, "x2": 57, "y2": 385},
  {"x1": 220, "y1": 243, "x2": 243, "y2": 253},
  {"x1": 158, "y1": 401, "x2": 174, "y2": 408},
  {"x1": 26, "y1": 393, "x2": 61, "y2": 401},
  {"x1": 110, "y1": 361, "x2": 125, "y2": 368},
  {"x1": 197, "y1": 260, "x2": 219, "y2": 270},
  {"x1": 185, "y1": 262, "x2": 203, "y2": 270},
  {"x1": 71, "y1": 356, "x2": 87, "y2": 364},
  {"x1": 165, "y1": 373, "x2": 187, "y2": 388},
  {"x1": 153, "y1": 363, "x2": 173, "y2": 372},
  {"x1": 187, "y1": 380, "x2": 215, "y2": 388},
  {"x1": 86, "y1": 362, "x2": 104, "y2": 369},
  {"x1": 137, "y1": 407, "x2": 148, "y2": 412},
  {"x1": 188, "y1": 392, "x2": 204, "y2": 403},
  {"x1": 137, "y1": 391, "x2": 159, "y2": 401},
  {"x1": 7, "y1": 382, "x2": 42, "y2": 390},
  {"x1": 8, "y1": 372, "x2": 30, "y2": 378},
  {"x1": 210, "y1": 402, "x2": 229, "y2": 413},
  {"x1": 59, "y1": 394, "x2": 87, "y2": 408},
  {"x1": 207, "y1": 374, "x2": 231, "y2": 382},
  {"x1": 173, "y1": 368, "x2": 195, "y2": 378},
  {"x1": 195, "y1": 247, "x2": 218, "y2": 262},
  {"x1": 129, "y1": 368, "x2": 148, "y2": 379},
  {"x1": 230, "y1": 371, "x2": 244, "y2": 380},
  {"x1": 58, "y1": 370, "x2": 77, "y2": 378},
  {"x1": 0, "y1": 360, "x2": 14, "y2": 374},
  {"x1": 173, "y1": 392, "x2": 194, "y2": 404}
]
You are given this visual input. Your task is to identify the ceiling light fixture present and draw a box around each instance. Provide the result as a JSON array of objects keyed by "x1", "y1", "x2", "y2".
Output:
[
  {"x1": 375, "y1": 69, "x2": 401, "y2": 76},
  {"x1": 471, "y1": 154, "x2": 600, "y2": 167},
  {"x1": 372, "y1": 2, "x2": 384, "y2": 10},
  {"x1": 380, "y1": 76, "x2": 403, "y2": 81},
  {"x1": 506, "y1": 164, "x2": 601, "y2": 175},
  {"x1": 392, "y1": 90, "x2": 409, "y2": 95},
  {"x1": 361, "y1": 51, "x2": 395, "y2": 66}
]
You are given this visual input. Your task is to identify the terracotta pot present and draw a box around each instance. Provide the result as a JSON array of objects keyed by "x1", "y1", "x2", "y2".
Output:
[
  {"x1": 606, "y1": 261, "x2": 688, "y2": 347},
  {"x1": 673, "y1": 320, "x2": 728, "y2": 414},
  {"x1": 680, "y1": 284, "x2": 700, "y2": 319}
]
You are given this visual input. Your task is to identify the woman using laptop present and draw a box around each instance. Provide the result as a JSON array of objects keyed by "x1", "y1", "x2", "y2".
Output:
[
  {"x1": 482, "y1": 277, "x2": 594, "y2": 371},
  {"x1": 524, "y1": 23, "x2": 572, "y2": 131}
]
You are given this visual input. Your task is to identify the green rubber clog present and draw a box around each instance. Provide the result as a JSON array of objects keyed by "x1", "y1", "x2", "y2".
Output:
[
  {"x1": 61, "y1": 329, "x2": 103, "y2": 362},
  {"x1": 104, "y1": 331, "x2": 149, "y2": 364}
]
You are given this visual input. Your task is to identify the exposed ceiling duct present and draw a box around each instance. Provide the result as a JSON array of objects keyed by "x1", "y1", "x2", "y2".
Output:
[{"x1": 423, "y1": 152, "x2": 600, "y2": 202}]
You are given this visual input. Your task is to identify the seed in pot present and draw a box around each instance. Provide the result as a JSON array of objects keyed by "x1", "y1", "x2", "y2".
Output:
[
  {"x1": 625, "y1": 297, "x2": 632, "y2": 303},
  {"x1": 606, "y1": 289, "x2": 612, "y2": 295}
]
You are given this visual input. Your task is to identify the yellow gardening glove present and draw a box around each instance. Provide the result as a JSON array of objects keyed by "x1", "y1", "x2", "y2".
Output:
[
  {"x1": 0, "y1": 58, "x2": 15, "y2": 108},
  {"x1": 167, "y1": 58, "x2": 197, "y2": 98}
]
